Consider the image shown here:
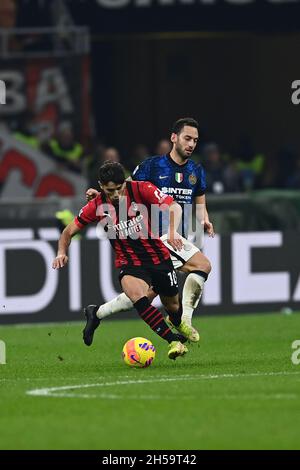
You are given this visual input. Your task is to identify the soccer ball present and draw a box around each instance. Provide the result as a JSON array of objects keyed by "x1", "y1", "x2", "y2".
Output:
[{"x1": 122, "y1": 337, "x2": 156, "y2": 368}]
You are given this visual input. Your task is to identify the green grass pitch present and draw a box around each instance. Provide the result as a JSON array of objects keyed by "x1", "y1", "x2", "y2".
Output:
[{"x1": 0, "y1": 312, "x2": 300, "y2": 450}]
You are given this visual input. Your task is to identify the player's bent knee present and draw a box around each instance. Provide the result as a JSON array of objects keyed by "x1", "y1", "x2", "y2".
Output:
[
  {"x1": 130, "y1": 292, "x2": 148, "y2": 303},
  {"x1": 146, "y1": 289, "x2": 157, "y2": 302},
  {"x1": 164, "y1": 299, "x2": 180, "y2": 313},
  {"x1": 122, "y1": 286, "x2": 147, "y2": 303},
  {"x1": 186, "y1": 256, "x2": 212, "y2": 274},
  {"x1": 202, "y1": 258, "x2": 212, "y2": 274}
]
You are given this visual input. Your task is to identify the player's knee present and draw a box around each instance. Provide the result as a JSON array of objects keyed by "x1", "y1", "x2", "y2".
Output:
[
  {"x1": 188, "y1": 255, "x2": 212, "y2": 274},
  {"x1": 128, "y1": 290, "x2": 147, "y2": 303},
  {"x1": 202, "y1": 258, "x2": 212, "y2": 274},
  {"x1": 146, "y1": 289, "x2": 157, "y2": 302},
  {"x1": 164, "y1": 298, "x2": 180, "y2": 314}
]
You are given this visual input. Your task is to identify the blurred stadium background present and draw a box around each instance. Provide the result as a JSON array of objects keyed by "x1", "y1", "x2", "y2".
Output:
[
  {"x1": 0, "y1": 0, "x2": 299, "y2": 324},
  {"x1": 1, "y1": 0, "x2": 300, "y2": 452}
]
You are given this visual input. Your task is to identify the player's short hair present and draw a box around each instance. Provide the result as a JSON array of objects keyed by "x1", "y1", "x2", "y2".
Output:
[
  {"x1": 98, "y1": 161, "x2": 125, "y2": 185},
  {"x1": 172, "y1": 117, "x2": 199, "y2": 135}
]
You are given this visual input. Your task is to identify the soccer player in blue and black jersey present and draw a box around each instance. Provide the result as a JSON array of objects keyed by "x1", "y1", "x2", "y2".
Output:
[{"x1": 85, "y1": 117, "x2": 214, "y2": 343}]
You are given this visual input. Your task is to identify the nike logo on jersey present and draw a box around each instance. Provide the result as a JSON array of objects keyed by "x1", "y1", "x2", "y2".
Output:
[{"x1": 159, "y1": 176, "x2": 168, "y2": 179}]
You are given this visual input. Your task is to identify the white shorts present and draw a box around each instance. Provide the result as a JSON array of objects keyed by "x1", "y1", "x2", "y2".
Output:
[{"x1": 160, "y1": 234, "x2": 200, "y2": 270}]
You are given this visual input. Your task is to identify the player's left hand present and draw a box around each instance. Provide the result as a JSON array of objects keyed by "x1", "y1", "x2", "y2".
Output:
[{"x1": 204, "y1": 219, "x2": 215, "y2": 237}]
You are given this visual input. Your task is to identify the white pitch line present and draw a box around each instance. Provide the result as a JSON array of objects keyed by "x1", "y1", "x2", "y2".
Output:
[
  {"x1": 0, "y1": 374, "x2": 136, "y2": 383},
  {"x1": 28, "y1": 392, "x2": 298, "y2": 401},
  {"x1": 26, "y1": 370, "x2": 300, "y2": 399}
]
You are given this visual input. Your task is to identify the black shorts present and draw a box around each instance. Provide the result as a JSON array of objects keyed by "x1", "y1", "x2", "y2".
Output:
[{"x1": 119, "y1": 259, "x2": 178, "y2": 297}]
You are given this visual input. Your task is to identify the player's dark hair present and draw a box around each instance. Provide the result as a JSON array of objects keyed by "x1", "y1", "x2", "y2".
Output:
[
  {"x1": 172, "y1": 117, "x2": 199, "y2": 135},
  {"x1": 98, "y1": 161, "x2": 125, "y2": 185}
]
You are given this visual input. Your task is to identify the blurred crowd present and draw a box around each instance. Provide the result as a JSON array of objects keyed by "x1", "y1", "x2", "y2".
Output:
[
  {"x1": 1, "y1": 111, "x2": 299, "y2": 194},
  {"x1": 0, "y1": 0, "x2": 52, "y2": 53},
  {"x1": 1, "y1": 0, "x2": 299, "y2": 194},
  {"x1": 88, "y1": 139, "x2": 300, "y2": 193}
]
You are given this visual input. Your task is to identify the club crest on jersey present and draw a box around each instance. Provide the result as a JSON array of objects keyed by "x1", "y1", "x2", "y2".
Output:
[
  {"x1": 130, "y1": 202, "x2": 139, "y2": 212},
  {"x1": 189, "y1": 173, "x2": 197, "y2": 185},
  {"x1": 175, "y1": 172, "x2": 184, "y2": 183}
]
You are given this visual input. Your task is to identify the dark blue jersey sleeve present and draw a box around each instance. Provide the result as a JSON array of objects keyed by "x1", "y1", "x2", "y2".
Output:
[
  {"x1": 194, "y1": 165, "x2": 207, "y2": 196},
  {"x1": 132, "y1": 159, "x2": 152, "y2": 181}
]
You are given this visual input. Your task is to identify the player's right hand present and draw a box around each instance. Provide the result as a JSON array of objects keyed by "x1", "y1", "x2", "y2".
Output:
[
  {"x1": 52, "y1": 254, "x2": 69, "y2": 269},
  {"x1": 86, "y1": 188, "x2": 99, "y2": 201},
  {"x1": 167, "y1": 233, "x2": 184, "y2": 252}
]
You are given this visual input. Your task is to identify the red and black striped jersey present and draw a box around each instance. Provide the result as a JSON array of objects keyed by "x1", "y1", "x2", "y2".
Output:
[{"x1": 75, "y1": 181, "x2": 174, "y2": 268}]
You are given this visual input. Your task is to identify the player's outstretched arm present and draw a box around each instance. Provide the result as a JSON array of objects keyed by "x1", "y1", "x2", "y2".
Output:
[{"x1": 52, "y1": 220, "x2": 81, "y2": 269}]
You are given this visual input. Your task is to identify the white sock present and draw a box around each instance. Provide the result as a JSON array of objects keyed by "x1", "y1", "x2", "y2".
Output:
[
  {"x1": 182, "y1": 272, "x2": 206, "y2": 326},
  {"x1": 96, "y1": 293, "x2": 133, "y2": 320}
]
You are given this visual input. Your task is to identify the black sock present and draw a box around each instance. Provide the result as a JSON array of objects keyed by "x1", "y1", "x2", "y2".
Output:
[
  {"x1": 134, "y1": 297, "x2": 178, "y2": 344},
  {"x1": 191, "y1": 270, "x2": 208, "y2": 281}
]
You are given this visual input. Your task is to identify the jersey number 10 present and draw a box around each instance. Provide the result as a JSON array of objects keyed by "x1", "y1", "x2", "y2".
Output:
[{"x1": 168, "y1": 271, "x2": 178, "y2": 287}]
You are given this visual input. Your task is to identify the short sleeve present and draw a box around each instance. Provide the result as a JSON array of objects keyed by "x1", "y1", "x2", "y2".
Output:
[
  {"x1": 75, "y1": 198, "x2": 98, "y2": 228},
  {"x1": 132, "y1": 159, "x2": 151, "y2": 181},
  {"x1": 138, "y1": 182, "x2": 173, "y2": 208}
]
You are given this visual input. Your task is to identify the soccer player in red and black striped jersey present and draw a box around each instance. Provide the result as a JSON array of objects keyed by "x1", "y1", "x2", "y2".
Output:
[
  {"x1": 85, "y1": 119, "x2": 213, "y2": 342},
  {"x1": 52, "y1": 162, "x2": 197, "y2": 360}
]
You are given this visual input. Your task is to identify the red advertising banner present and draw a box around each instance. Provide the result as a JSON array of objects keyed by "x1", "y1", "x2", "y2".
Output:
[
  {"x1": 0, "y1": 55, "x2": 91, "y2": 199},
  {"x1": 0, "y1": 55, "x2": 91, "y2": 144},
  {"x1": 0, "y1": 130, "x2": 87, "y2": 198}
]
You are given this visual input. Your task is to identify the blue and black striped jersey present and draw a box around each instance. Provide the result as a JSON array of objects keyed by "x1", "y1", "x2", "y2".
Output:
[{"x1": 132, "y1": 154, "x2": 206, "y2": 237}]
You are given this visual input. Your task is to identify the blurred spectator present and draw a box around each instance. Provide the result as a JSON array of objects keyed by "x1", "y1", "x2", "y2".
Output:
[
  {"x1": 0, "y1": 0, "x2": 19, "y2": 53},
  {"x1": 12, "y1": 112, "x2": 55, "y2": 150},
  {"x1": 103, "y1": 147, "x2": 121, "y2": 163},
  {"x1": 55, "y1": 209, "x2": 81, "y2": 239},
  {"x1": 13, "y1": 112, "x2": 41, "y2": 149},
  {"x1": 43, "y1": 121, "x2": 85, "y2": 173},
  {"x1": 0, "y1": 0, "x2": 16, "y2": 28},
  {"x1": 130, "y1": 144, "x2": 150, "y2": 171},
  {"x1": 285, "y1": 155, "x2": 300, "y2": 189},
  {"x1": 236, "y1": 138, "x2": 265, "y2": 191},
  {"x1": 202, "y1": 143, "x2": 240, "y2": 194},
  {"x1": 130, "y1": 144, "x2": 151, "y2": 171},
  {"x1": 88, "y1": 143, "x2": 131, "y2": 189},
  {"x1": 275, "y1": 145, "x2": 298, "y2": 189},
  {"x1": 35, "y1": 121, "x2": 54, "y2": 146},
  {"x1": 87, "y1": 141, "x2": 106, "y2": 189},
  {"x1": 0, "y1": 0, "x2": 51, "y2": 53},
  {"x1": 156, "y1": 139, "x2": 171, "y2": 155},
  {"x1": 102, "y1": 146, "x2": 130, "y2": 177}
]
